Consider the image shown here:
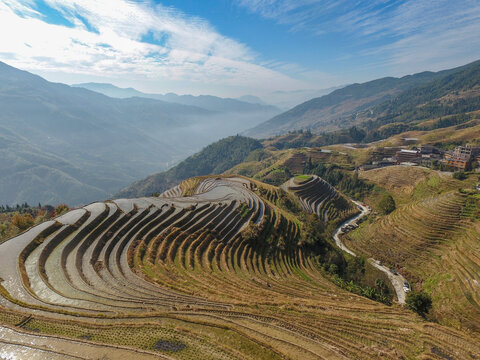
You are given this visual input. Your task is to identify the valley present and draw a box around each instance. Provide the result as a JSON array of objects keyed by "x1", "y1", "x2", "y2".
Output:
[
  {"x1": 0, "y1": 47, "x2": 479, "y2": 360},
  {"x1": 0, "y1": 62, "x2": 279, "y2": 206},
  {"x1": 2, "y1": 1, "x2": 480, "y2": 358}
]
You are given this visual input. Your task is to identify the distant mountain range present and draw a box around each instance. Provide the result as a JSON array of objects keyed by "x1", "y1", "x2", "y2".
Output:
[
  {"x1": 4, "y1": 58, "x2": 480, "y2": 206},
  {"x1": 119, "y1": 59, "x2": 480, "y2": 198},
  {"x1": 0, "y1": 62, "x2": 279, "y2": 206},
  {"x1": 73, "y1": 83, "x2": 279, "y2": 114},
  {"x1": 235, "y1": 95, "x2": 267, "y2": 105},
  {"x1": 244, "y1": 61, "x2": 480, "y2": 138}
]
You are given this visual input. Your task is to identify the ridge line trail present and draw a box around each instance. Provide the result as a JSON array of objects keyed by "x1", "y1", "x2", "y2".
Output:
[{"x1": 333, "y1": 200, "x2": 407, "y2": 304}]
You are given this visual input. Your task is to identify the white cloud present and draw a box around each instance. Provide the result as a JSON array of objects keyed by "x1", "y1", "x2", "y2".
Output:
[
  {"x1": 0, "y1": 0, "x2": 307, "y2": 95},
  {"x1": 378, "y1": 0, "x2": 480, "y2": 74}
]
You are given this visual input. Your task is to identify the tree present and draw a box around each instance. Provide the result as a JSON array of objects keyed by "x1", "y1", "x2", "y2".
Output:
[
  {"x1": 11, "y1": 212, "x2": 34, "y2": 231},
  {"x1": 345, "y1": 256, "x2": 366, "y2": 282},
  {"x1": 241, "y1": 223, "x2": 260, "y2": 243},
  {"x1": 406, "y1": 291, "x2": 432, "y2": 317},
  {"x1": 453, "y1": 172, "x2": 467, "y2": 180},
  {"x1": 328, "y1": 264, "x2": 339, "y2": 274},
  {"x1": 301, "y1": 213, "x2": 326, "y2": 245},
  {"x1": 378, "y1": 194, "x2": 396, "y2": 215}
]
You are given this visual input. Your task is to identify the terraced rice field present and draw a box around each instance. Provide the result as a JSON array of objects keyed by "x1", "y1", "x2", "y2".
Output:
[
  {"x1": 283, "y1": 175, "x2": 355, "y2": 222},
  {"x1": 358, "y1": 165, "x2": 463, "y2": 205},
  {"x1": 344, "y1": 190, "x2": 480, "y2": 332},
  {"x1": 0, "y1": 176, "x2": 479, "y2": 359}
]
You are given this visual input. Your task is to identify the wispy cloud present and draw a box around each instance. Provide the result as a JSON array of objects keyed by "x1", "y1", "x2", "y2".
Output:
[
  {"x1": 235, "y1": 0, "x2": 394, "y2": 35},
  {"x1": 0, "y1": 0, "x2": 306, "y2": 94},
  {"x1": 236, "y1": 0, "x2": 480, "y2": 74}
]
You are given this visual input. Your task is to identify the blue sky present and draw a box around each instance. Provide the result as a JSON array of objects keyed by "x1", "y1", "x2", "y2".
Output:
[{"x1": 1, "y1": 0, "x2": 480, "y2": 106}]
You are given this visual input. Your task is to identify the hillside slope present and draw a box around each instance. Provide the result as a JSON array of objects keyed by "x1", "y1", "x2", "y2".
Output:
[
  {"x1": 1, "y1": 175, "x2": 479, "y2": 359},
  {"x1": 361, "y1": 60, "x2": 480, "y2": 129},
  {"x1": 0, "y1": 129, "x2": 108, "y2": 205},
  {"x1": 0, "y1": 62, "x2": 269, "y2": 205},
  {"x1": 245, "y1": 59, "x2": 479, "y2": 138},
  {"x1": 115, "y1": 136, "x2": 263, "y2": 198},
  {"x1": 344, "y1": 184, "x2": 480, "y2": 332}
]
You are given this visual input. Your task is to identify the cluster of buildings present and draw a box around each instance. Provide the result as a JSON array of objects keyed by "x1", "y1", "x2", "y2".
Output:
[
  {"x1": 359, "y1": 145, "x2": 480, "y2": 172},
  {"x1": 397, "y1": 145, "x2": 480, "y2": 171}
]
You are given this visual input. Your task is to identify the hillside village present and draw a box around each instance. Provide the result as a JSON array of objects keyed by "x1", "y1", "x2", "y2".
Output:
[{"x1": 360, "y1": 144, "x2": 480, "y2": 172}]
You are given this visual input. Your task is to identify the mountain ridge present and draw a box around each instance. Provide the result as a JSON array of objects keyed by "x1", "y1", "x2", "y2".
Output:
[
  {"x1": 244, "y1": 60, "x2": 479, "y2": 138},
  {"x1": 73, "y1": 82, "x2": 280, "y2": 114},
  {"x1": 0, "y1": 62, "x2": 275, "y2": 205}
]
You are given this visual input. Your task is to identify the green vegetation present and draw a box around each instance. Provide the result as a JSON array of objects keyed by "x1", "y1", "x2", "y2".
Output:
[
  {"x1": 0, "y1": 203, "x2": 66, "y2": 243},
  {"x1": 303, "y1": 162, "x2": 373, "y2": 199},
  {"x1": 406, "y1": 291, "x2": 433, "y2": 317},
  {"x1": 261, "y1": 166, "x2": 292, "y2": 185},
  {"x1": 294, "y1": 174, "x2": 312, "y2": 181},
  {"x1": 377, "y1": 194, "x2": 396, "y2": 215},
  {"x1": 116, "y1": 135, "x2": 263, "y2": 198},
  {"x1": 453, "y1": 171, "x2": 467, "y2": 180}
]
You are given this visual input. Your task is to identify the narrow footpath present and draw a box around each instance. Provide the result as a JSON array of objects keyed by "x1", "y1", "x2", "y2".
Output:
[{"x1": 333, "y1": 201, "x2": 407, "y2": 304}]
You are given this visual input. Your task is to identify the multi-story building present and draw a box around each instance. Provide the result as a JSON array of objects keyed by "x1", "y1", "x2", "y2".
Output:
[
  {"x1": 396, "y1": 149, "x2": 420, "y2": 164},
  {"x1": 446, "y1": 145, "x2": 475, "y2": 171}
]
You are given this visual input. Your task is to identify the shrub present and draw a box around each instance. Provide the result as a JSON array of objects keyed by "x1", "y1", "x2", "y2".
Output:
[
  {"x1": 378, "y1": 194, "x2": 396, "y2": 215},
  {"x1": 345, "y1": 256, "x2": 366, "y2": 282},
  {"x1": 301, "y1": 213, "x2": 326, "y2": 245},
  {"x1": 453, "y1": 172, "x2": 467, "y2": 180},
  {"x1": 0, "y1": 222, "x2": 7, "y2": 237},
  {"x1": 277, "y1": 189, "x2": 302, "y2": 214},
  {"x1": 11, "y1": 212, "x2": 34, "y2": 231},
  {"x1": 328, "y1": 264, "x2": 339, "y2": 274},
  {"x1": 54, "y1": 204, "x2": 69, "y2": 216},
  {"x1": 406, "y1": 291, "x2": 432, "y2": 317}
]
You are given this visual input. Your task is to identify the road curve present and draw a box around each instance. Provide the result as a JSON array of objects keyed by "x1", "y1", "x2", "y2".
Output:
[{"x1": 333, "y1": 200, "x2": 407, "y2": 304}]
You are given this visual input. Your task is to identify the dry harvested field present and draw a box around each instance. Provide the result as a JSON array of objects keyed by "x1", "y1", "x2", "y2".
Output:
[
  {"x1": 358, "y1": 166, "x2": 465, "y2": 205},
  {"x1": 0, "y1": 176, "x2": 479, "y2": 359}
]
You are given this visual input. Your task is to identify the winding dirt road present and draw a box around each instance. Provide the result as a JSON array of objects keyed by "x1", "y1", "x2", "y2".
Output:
[{"x1": 333, "y1": 201, "x2": 407, "y2": 304}]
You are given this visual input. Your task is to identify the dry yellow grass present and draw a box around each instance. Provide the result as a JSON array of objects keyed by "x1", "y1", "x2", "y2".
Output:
[{"x1": 358, "y1": 166, "x2": 469, "y2": 205}]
